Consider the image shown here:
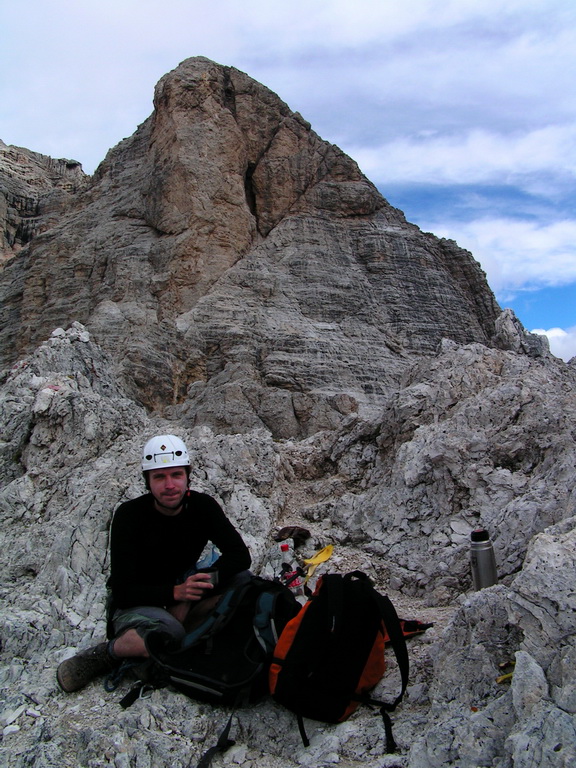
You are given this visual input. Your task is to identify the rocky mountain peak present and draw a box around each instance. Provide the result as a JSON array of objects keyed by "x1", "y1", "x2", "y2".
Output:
[{"x1": 1, "y1": 57, "x2": 502, "y2": 437}]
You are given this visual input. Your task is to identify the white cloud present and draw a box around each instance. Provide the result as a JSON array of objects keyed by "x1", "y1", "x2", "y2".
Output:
[
  {"x1": 417, "y1": 217, "x2": 576, "y2": 294},
  {"x1": 347, "y1": 126, "x2": 576, "y2": 191},
  {"x1": 1, "y1": 0, "x2": 574, "y2": 176},
  {"x1": 532, "y1": 327, "x2": 576, "y2": 362}
]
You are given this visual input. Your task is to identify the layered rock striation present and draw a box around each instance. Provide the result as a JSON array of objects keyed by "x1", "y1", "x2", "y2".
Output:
[
  {"x1": 1, "y1": 57, "x2": 501, "y2": 437},
  {"x1": 0, "y1": 140, "x2": 86, "y2": 265}
]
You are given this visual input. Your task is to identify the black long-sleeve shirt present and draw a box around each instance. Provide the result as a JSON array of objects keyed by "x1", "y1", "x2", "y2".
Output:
[{"x1": 109, "y1": 490, "x2": 251, "y2": 610}]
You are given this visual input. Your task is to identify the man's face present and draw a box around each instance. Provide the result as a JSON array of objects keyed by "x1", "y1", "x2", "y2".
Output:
[{"x1": 148, "y1": 466, "x2": 189, "y2": 515}]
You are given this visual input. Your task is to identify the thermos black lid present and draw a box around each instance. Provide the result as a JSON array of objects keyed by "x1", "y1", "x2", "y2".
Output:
[{"x1": 471, "y1": 528, "x2": 490, "y2": 542}]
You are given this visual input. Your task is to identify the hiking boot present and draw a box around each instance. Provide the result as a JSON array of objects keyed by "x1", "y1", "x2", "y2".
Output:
[{"x1": 57, "y1": 642, "x2": 116, "y2": 692}]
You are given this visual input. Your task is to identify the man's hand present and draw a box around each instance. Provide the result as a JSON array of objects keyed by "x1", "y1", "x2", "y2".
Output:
[{"x1": 173, "y1": 573, "x2": 214, "y2": 602}]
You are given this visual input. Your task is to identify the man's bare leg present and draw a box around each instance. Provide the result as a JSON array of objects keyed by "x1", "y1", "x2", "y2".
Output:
[
  {"x1": 168, "y1": 601, "x2": 192, "y2": 625},
  {"x1": 111, "y1": 628, "x2": 149, "y2": 658}
]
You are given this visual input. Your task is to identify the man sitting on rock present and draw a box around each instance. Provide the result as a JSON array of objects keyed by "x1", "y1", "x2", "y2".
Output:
[{"x1": 57, "y1": 434, "x2": 252, "y2": 692}]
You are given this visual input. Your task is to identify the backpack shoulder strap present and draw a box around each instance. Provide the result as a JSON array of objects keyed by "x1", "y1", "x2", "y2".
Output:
[
  {"x1": 371, "y1": 589, "x2": 409, "y2": 753},
  {"x1": 344, "y1": 571, "x2": 409, "y2": 703},
  {"x1": 344, "y1": 572, "x2": 409, "y2": 754},
  {"x1": 372, "y1": 589, "x2": 409, "y2": 708},
  {"x1": 195, "y1": 711, "x2": 236, "y2": 768},
  {"x1": 253, "y1": 587, "x2": 291, "y2": 651}
]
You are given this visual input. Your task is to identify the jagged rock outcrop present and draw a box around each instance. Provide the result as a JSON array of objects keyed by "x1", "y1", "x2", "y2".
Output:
[
  {"x1": 0, "y1": 57, "x2": 501, "y2": 438},
  {"x1": 0, "y1": 140, "x2": 86, "y2": 266},
  {"x1": 280, "y1": 336, "x2": 576, "y2": 604},
  {"x1": 1, "y1": 323, "x2": 574, "y2": 767},
  {"x1": 1, "y1": 57, "x2": 575, "y2": 768}
]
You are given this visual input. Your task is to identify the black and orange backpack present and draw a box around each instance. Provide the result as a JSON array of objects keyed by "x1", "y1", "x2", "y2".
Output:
[{"x1": 269, "y1": 570, "x2": 430, "y2": 752}]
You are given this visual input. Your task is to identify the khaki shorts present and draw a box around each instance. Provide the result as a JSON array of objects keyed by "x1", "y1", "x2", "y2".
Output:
[{"x1": 111, "y1": 605, "x2": 186, "y2": 644}]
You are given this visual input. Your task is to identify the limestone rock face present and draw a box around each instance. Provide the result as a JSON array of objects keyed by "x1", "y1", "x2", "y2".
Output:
[
  {"x1": 0, "y1": 57, "x2": 501, "y2": 437},
  {"x1": 0, "y1": 140, "x2": 86, "y2": 265},
  {"x1": 409, "y1": 519, "x2": 576, "y2": 768},
  {"x1": 1, "y1": 324, "x2": 575, "y2": 768},
  {"x1": 1, "y1": 57, "x2": 575, "y2": 768}
]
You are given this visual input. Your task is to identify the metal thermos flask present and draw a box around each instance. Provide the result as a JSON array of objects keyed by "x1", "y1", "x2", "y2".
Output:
[{"x1": 470, "y1": 528, "x2": 498, "y2": 590}]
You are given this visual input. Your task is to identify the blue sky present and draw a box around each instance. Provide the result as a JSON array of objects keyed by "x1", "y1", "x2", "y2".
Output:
[{"x1": 1, "y1": 0, "x2": 575, "y2": 359}]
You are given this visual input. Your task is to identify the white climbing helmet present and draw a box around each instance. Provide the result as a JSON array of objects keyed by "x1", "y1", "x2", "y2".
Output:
[{"x1": 141, "y1": 435, "x2": 190, "y2": 472}]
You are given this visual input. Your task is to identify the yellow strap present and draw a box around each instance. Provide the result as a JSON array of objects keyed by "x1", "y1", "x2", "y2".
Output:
[
  {"x1": 303, "y1": 545, "x2": 334, "y2": 565},
  {"x1": 303, "y1": 545, "x2": 334, "y2": 582}
]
